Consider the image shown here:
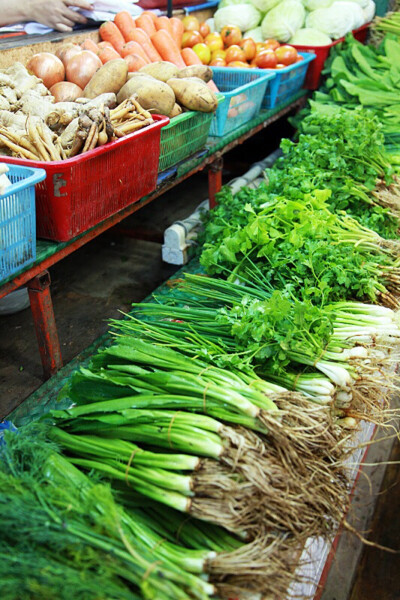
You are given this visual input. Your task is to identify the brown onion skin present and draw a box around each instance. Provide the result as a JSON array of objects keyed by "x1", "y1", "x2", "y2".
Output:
[
  {"x1": 49, "y1": 81, "x2": 83, "y2": 102},
  {"x1": 26, "y1": 53, "x2": 65, "y2": 89},
  {"x1": 65, "y1": 51, "x2": 102, "y2": 89},
  {"x1": 55, "y1": 44, "x2": 82, "y2": 67}
]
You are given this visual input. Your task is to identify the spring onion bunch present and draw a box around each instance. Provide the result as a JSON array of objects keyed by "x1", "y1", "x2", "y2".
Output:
[{"x1": 200, "y1": 189, "x2": 400, "y2": 308}]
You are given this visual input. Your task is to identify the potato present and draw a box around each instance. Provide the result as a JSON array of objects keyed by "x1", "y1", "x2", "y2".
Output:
[
  {"x1": 83, "y1": 59, "x2": 128, "y2": 99},
  {"x1": 139, "y1": 61, "x2": 179, "y2": 83},
  {"x1": 127, "y1": 72, "x2": 155, "y2": 81},
  {"x1": 117, "y1": 77, "x2": 175, "y2": 116},
  {"x1": 169, "y1": 103, "x2": 183, "y2": 118},
  {"x1": 166, "y1": 78, "x2": 218, "y2": 113},
  {"x1": 178, "y1": 65, "x2": 212, "y2": 83}
]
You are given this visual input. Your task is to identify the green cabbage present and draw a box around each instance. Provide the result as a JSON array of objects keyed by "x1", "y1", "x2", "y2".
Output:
[
  {"x1": 261, "y1": 0, "x2": 305, "y2": 42},
  {"x1": 306, "y1": 2, "x2": 363, "y2": 39},
  {"x1": 304, "y1": 0, "x2": 333, "y2": 9},
  {"x1": 247, "y1": 0, "x2": 281, "y2": 13},
  {"x1": 363, "y1": 0, "x2": 376, "y2": 23},
  {"x1": 244, "y1": 26, "x2": 264, "y2": 42},
  {"x1": 219, "y1": 0, "x2": 252, "y2": 7},
  {"x1": 290, "y1": 27, "x2": 332, "y2": 45},
  {"x1": 214, "y1": 4, "x2": 262, "y2": 32},
  {"x1": 335, "y1": 0, "x2": 369, "y2": 6}
]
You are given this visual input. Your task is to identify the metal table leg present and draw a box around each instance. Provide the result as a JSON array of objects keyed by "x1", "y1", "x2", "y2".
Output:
[
  {"x1": 208, "y1": 157, "x2": 223, "y2": 209},
  {"x1": 27, "y1": 270, "x2": 63, "y2": 380}
]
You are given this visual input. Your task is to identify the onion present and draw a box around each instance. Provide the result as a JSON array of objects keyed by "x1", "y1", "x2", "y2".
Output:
[
  {"x1": 66, "y1": 51, "x2": 102, "y2": 89},
  {"x1": 26, "y1": 53, "x2": 65, "y2": 89},
  {"x1": 55, "y1": 43, "x2": 82, "y2": 67},
  {"x1": 49, "y1": 81, "x2": 83, "y2": 102}
]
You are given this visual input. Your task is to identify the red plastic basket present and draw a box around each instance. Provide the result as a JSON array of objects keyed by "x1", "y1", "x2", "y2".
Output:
[
  {"x1": 0, "y1": 115, "x2": 169, "y2": 242},
  {"x1": 289, "y1": 23, "x2": 370, "y2": 90}
]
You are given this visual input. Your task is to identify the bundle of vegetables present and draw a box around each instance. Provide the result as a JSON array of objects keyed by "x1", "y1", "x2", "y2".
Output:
[
  {"x1": 201, "y1": 187, "x2": 400, "y2": 308},
  {"x1": 313, "y1": 35, "x2": 400, "y2": 165},
  {"x1": 0, "y1": 424, "x2": 220, "y2": 600},
  {"x1": 50, "y1": 335, "x2": 351, "y2": 546},
  {"x1": 271, "y1": 104, "x2": 400, "y2": 238},
  {"x1": 371, "y1": 1, "x2": 400, "y2": 45},
  {"x1": 119, "y1": 273, "x2": 400, "y2": 418}
]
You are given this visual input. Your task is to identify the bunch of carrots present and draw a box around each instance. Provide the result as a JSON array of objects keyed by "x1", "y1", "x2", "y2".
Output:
[{"x1": 81, "y1": 11, "x2": 203, "y2": 74}]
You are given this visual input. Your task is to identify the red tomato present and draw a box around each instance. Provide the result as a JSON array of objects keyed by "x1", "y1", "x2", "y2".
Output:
[
  {"x1": 255, "y1": 49, "x2": 277, "y2": 69},
  {"x1": 296, "y1": 55, "x2": 304, "y2": 62},
  {"x1": 275, "y1": 45, "x2": 298, "y2": 66},
  {"x1": 210, "y1": 57, "x2": 227, "y2": 66},
  {"x1": 182, "y1": 31, "x2": 203, "y2": 48},
  {"x1": 225, "y1": 44, "x2": 246, "y2": 63},
  {"x1": 229, "y1": 60, "x2": 250, "y2": 68},
  {"x1": 221, "y1": 25, "x2": 242, "y2": 47},
  {"x1": 239, "y1": 38, "x2": 256, "y2": 61},
  {"x1": 256, "y1": 42, "x2": 269, "y2": 53},
  {"x1": 276, "y1": 63, "x2": 286, "y2": 69},
  {"x1": 182, "y1": 16, "x2": 200, "y2": 31},
  {"x1": 264, "y1": 38, "x2": 280, "y2": 51},
  {"x1": 211, "y1": 49, "x2": 226, "y2": 60},
  {"x1": 199, "y1": 22, "x2": 210, "y2": 38}
]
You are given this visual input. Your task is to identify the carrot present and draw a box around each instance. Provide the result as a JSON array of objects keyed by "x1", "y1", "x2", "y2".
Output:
[
  {"x1": 98, "y1": 46, "x2": 122, "y2": 64},
  {"x1": 151, "y1": 29, "x2": 186, "y2": 68},
  {"x1": 114, "y1": 11, "x2": 136, "y2": 42},
  {"x1": 98, "y1": 41, "x2": 114, "y2": 49},
  {"x1": 155, "y1": 16, "x2": 173, "y2": 36},
  {"x1": 124, "y1": 54, "x2": 148, "y2": 72},
  {"x1": 121, "y1": 41, "x2": 150, "y2": 64},
  {"x1": 181, "y1": 47, "x2": 202, "y2": 66},
  {"x1": 131, "y1": 29, "x2": 161, "y2": 62},
  {"x1": 135, "y1": 14, "x2": 156, "y2": 38},
  {"x1": 81, "y1": 38, "x2": 99, "y2": 54},
  {"x1": 99, "y1": 21, "x2": 125, "y2": 55},
  {"x1": 141, "y1": 10, "x2": 158, "y2": 22},
  {"x1": 180, "y1": 48, "x2": 220, "y2": 93},
  {"x1": 170, "y1": 17, "x2": 184, "y2": 49}
]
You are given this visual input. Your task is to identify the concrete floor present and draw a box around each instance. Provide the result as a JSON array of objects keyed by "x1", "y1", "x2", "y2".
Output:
[{"x1": 0, "y1": 123, "x2": 399, "y2": 598}]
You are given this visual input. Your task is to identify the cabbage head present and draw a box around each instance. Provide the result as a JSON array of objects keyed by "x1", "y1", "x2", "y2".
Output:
[
  {"x1": 306, "y1": 2, "x2": 363, "y2": 38},
  {"x1": 248, "y1": 0, "x2": 281, "y2": 12},
  {"x1": 214, "y1": 4, "x2": 262, "y2": 31},
  {"x1": 362, "y1": 0, "x2": 376, "y2": 23},
  {"x1": 219, "y1": 0, "x2": 252, "y2": 8},
  {"x1": 244, "y1": 26, "x2": 264, "y2": 42},
  {"x1": 261, "y1": 0, "x2": 306, "y2": 42},
  {"x1": 335, "y1": 0, "x2": 369, "y2": 6},
  {"x1": 290, "y1": 27, "x2": 332, "y2": 45},
  {"x1": 304, "y1": 0, "x2": 333, "y2": 9}
]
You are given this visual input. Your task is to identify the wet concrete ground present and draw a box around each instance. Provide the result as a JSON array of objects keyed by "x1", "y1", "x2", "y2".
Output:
[{"x1": 0, "y1": 122, "x2": 399, "y2": 598}]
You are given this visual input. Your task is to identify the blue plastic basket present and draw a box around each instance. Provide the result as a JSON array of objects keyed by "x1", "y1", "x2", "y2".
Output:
[
  {"x1": 0, "y1": 164, "x2": 46, "y2": 282},
  {"x1": 259, "y1": 52, "x2": 316, "y2": 109},
  {"x1": 210, "y1": 67, "x2": 276, "y2": 137}
]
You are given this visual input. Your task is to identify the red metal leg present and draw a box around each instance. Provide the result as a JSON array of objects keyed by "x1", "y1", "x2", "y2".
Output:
[
  {"x1": 27, "y1": 270, "x2": 63, "y2": 380},
  {"x1": 208, "y1": 157, "x2": 223, "y2": 209}
]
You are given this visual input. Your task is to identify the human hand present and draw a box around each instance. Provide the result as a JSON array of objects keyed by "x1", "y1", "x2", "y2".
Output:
[{"x1": 23, "y1": 0, "x2": 93, "y2": 32}]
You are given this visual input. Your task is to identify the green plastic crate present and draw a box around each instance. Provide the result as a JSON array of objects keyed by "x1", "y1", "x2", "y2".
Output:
[{"x1": 158, "y1": 110, "x2": 214, "y2": 172}]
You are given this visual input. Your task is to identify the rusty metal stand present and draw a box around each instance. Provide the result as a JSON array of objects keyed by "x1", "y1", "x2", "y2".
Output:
[
  {"x1": 208, "y1": 156, "x2": 223, "y2": 209},
  {"x1": 27, "y1": 271, "x2": 63, "y2": 379}
]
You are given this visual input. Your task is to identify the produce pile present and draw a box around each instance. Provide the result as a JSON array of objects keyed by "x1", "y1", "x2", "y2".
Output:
[
  {"x1": 210, "y1": 0, "x2": 375, "y2": 44},
  {"x1": 371, "y1": 0, "x2": 400, "y2": 44},
  {"x1": 2, "y1": 21, "x2": 400, "y2": 600}
]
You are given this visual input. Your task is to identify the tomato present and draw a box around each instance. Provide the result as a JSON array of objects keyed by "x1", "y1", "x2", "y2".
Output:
[
  {"x1": 255, "y1": 49, "x2": 277, "y2": 69},
  {"x1": 239, "y1": 38, "x2": 256, "y2": 61},
  {"x1": 275, "y1": 45, "x2": 298, "y2": 66},
  {"x1": 211, "y1": 49, "x2": 226, "y2": 61},
  {"x1": 210, "y1": 58, "x2": 227, "y2": 66},
  {"x1": 221, "y1": 25, "x2": 242, "y2": 47},
  {"x1": 182, "y1": 31, "x2": 203, "y2": 49},
  {"x1": 296, "y1": 55, "x2": 304, "y2": 62},
  {"x1": 182, "y1": 16, "x2": 200, "y2": 32},
  {"x1": 199, "y1": 22, "x2": 210, "y2": 38},
  {"x1": 204, "y1": 33, "x2": 224, "y2": 52},
  {"x1": 225, "y1": 44, "x2": 246, "y2": 64},
  {"x1": 256, "y1": 42, "x2": 269, "y2": 53},
  {"x1": 192, "y1": 43, "x2": 211, "y2": 64},
  {"x1": 264, "y1": 38, "x2": 280, "y2": 51},
  {"x1": 229, "y1": 60, "x2": 250, "y2": 68},
  {"x1": 276, "y1": 63, "x2": 286, "y2": 69}
]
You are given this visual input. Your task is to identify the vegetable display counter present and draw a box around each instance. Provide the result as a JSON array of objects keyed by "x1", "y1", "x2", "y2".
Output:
[{"x1": 0, "y1": 91, "x2": 307, "y2": 380}]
